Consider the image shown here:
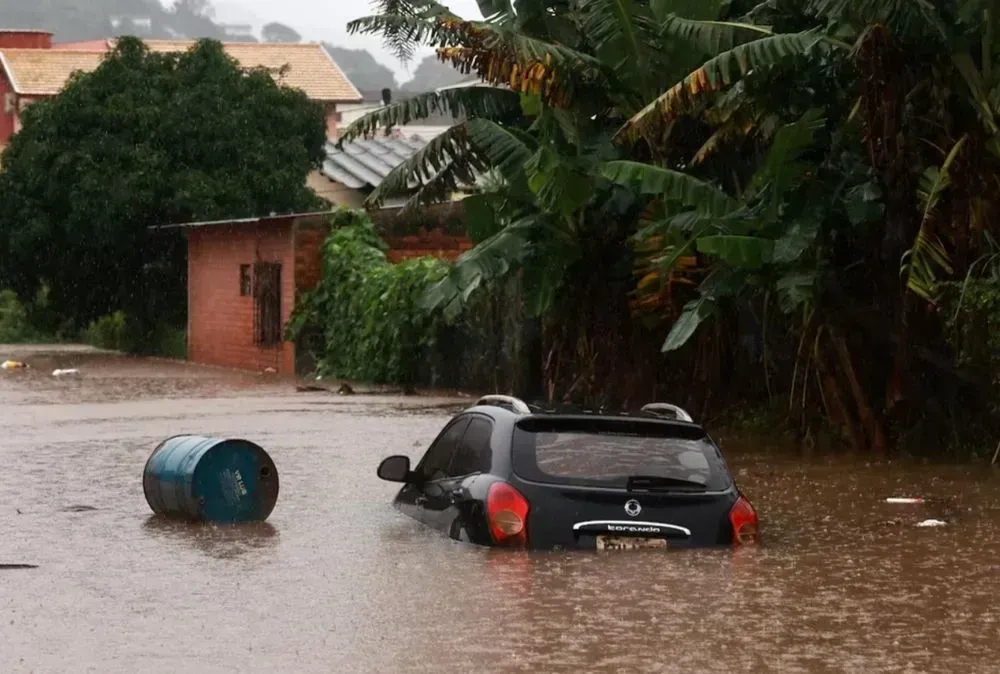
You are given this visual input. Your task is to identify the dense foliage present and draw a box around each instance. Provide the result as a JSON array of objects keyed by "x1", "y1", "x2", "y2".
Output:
[
  {"x1": 0, "y1": 37, "x2": 327, "y2": 345},
  {"x1": 286, "y1": 209, "x2": 450, "y2": 388},
  {"x1": 343, "y1": 0, "x2": 1000, "y2": 452}
]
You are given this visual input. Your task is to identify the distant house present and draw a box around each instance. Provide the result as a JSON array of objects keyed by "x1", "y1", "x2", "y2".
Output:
[
  {"x1": 313, "y1": 130, "x2": 475, "y2": 209},
  {"x1": 317, "y1": 80, "x2": 494, "y2": 208},
  {"x1": 109, "y1": 16, "x2": 154, "y2": 34},
  {"x1": 0, "y1": 30, "x2": 362, "y2": 150},
  {"x1": 219, "y1": 24, "x2": 256, "y2": 41},
  {"x1": 150, "y1": 207, "x2": 471, "y2": 375}
]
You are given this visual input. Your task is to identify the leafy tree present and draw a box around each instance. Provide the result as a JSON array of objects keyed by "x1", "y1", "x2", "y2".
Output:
[
  {"x1": 0, "y1": 37, "x2": 327, "y2": 343},
  {"x1": 344, "y1": 0, "x2": 1000, "y2": 451},
  {"x1": 400, "y1": 54, "x2": 468, "y2": 91},
  {"x1": 261, "y1": 21, "x2": 301, "y2": 43},
  {"x1": 323, "y1": 44, "x2": 399, "y2": 92},
  {"x1": 343, "y1": 0, "x2": 798, "y2": 406},
  {"x1": 172, "y1": 0, "x2": 213, "y2": 18}
]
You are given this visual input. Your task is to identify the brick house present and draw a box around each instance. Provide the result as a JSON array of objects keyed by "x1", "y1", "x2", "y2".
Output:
[
  {"x1": 151, "y1": 207, "x2": 472, "y2": 376},
  {"x1": 0, "y1": 30, "x2": 361, "y2": 151}
]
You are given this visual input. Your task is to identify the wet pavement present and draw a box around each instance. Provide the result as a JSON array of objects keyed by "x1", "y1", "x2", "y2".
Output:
[{"x1": 3, "y1": 345, "x2": 1000, "y2": 673}]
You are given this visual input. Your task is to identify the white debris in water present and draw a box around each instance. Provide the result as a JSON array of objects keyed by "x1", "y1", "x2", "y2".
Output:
[
  {"x1": 886, "y1": 497, "x2": 924, "y2": 504},
  {"x1": 915, "y1": 519, "x2": 947, "y2": 528},
  {"x1": 52, "y1": 369, "x2": 79, "y2": 377}
]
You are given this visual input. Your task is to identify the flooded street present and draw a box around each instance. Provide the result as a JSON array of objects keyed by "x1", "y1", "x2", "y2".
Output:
[{"x1": 3, "y1": 347, "x2": 1000, "y2": 673}]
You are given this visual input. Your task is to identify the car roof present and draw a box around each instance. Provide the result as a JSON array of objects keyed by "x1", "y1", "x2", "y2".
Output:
[{"x1": 463, "y1": 395, "x2": 705, "y2": 432}]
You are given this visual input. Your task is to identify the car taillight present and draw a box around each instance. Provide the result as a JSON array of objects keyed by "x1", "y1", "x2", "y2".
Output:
[
  {"x1": 486, "y1": 482, "x2": 529, "y2": 547},
  {"x1": 729, "y1": 495, "x2": 759, "y2": 545}
]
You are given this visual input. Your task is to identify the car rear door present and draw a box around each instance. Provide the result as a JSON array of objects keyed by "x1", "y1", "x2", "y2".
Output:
[{"x1": 508, "y1": 416, "x2": 740, "y2": 549}]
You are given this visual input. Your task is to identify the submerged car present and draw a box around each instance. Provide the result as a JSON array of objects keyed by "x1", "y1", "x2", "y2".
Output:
[{"x1": 376, "y1": 395, "x2": 759, "y2": 550}]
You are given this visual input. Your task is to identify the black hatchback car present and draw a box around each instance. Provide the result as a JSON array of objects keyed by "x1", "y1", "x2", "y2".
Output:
[{"x1": 377, "y1": 396, "x2": 759, "y2": 550}]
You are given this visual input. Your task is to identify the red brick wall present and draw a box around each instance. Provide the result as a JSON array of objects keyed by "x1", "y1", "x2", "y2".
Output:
[
  {"x1": 186, "y1": 216, "x2": 471, "y2": 376},
  {"x1": 0, "y1": 31, "x2": 53, "y2": 49},
  {"x1": 383, "y1": 227, "x2": 473, "y2": 263},
  {"x1": 187, "y1": 221, "x2": 296, "y2": 375},
  {"x1": 293, "y1": 220, "x2": 330, "y2": 296},
  {"x1": 0, "y1": 70, "x2": 15, "y2": 148}
]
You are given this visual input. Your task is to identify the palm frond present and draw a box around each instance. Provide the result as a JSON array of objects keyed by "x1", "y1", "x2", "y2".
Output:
[
  {"x1": 650, "y1": 0, "x2": 727, "y2": 22},
  {"x1": 419, "y1": 215, "x2": 538, "y2": 320},
  {"x1": 691, "y1": 85, "x2": 778, "y2": 165},
  {"x1": 660, "y1": 16, "x2": 774, "y2": 56},
  {"x1": 364, "y1": 118, "x2": 534, "y2": 211},
  {"x1": 903, "y1": 135, "x2": 967, "y2": 302},
  {"x1": 339, "y1": 87, "x2": 522, "y2": 143},
  {"x1": 436, "y1": 22, "x2": 603, "y2": 106},
  {"x1": 804, "y1": 0, "x2": 947, "y2": 43},
  {"x1": 347, "y1": 2, "x2": 461, "y2": 62},
  {"x1": 466, "y1": 118, "x2": 536, "y2": 179},
  {"x1": 748, "y1": 108, "x2": 825, "y2": 201},
  {"x1": 477, "y1": 0, "x2": 515, "y2": 22},
  {"x1": 953, "y1": 52, "x2": 999, "y2": 136},
  {"x1": 365, "y1": 123, "x2": 488, "y2": 209},
  {"x1": 578, "y1": 0, "x2": 658, "y2": 90},
  {"x1": 601, "y1": 160, "x2": 738, "y2": 216},
  {"x1": 615, "y1": 31, "x2": 841, "y2": 144},
  {"x1": 393, "y1": 157, "x2": 478, "y2": 212}
]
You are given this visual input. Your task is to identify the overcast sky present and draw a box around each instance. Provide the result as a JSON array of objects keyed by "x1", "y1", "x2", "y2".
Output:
[{"x1": 211, "y1": 0, "x2": 484, "y2": 81}]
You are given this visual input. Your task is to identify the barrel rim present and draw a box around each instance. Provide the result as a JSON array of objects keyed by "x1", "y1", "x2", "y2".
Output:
[{"x1": 193, "y1": 439, "x2": 280, "y2": 522}]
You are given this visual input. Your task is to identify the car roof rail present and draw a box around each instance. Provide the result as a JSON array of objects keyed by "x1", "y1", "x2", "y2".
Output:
[
  {"x1": 640, "y1": 402, "x2": 694, "y2": 423},
  {"x1": 475, "y1": 394, "x2": 532, "y2": 415}
]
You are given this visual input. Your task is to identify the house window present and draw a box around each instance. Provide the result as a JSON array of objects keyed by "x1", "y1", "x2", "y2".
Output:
[
  {"x1": 239, "y1": 264, "x2": 252, "y2": 296},
  {"x1": 253, "y1": 262, "x2": 283, "y2": 347}
]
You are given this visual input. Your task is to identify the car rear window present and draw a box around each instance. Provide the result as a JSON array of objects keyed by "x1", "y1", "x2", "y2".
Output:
[{"x1": 511, "y1": 417, "x2": 732, "y2": 491}]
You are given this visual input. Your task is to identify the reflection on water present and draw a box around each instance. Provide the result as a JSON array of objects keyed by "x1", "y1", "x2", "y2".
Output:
[
  {"x1": 4, "y1": 354, "x2": 1000, "y2": 673},
  {"x1": 141, "y1": 516, "x2": 279, "y2": 560}
]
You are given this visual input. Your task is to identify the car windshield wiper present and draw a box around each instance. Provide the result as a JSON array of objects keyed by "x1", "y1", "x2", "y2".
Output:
[{"x1": 626, "y1": 475, "x2": 708, "y2": 492}]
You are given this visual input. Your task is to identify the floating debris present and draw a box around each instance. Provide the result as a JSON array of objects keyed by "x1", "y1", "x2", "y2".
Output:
[
  {"x1": 0, "y1": 564, "x2": 38, "y2": 570},
  {"x1": 1, "y1": 360, "x2": 29, "y2": 370},
  {"x1": 916, "y1": 519, "x2": 947, "y2": 528},
  {"x1": 337, "y1": 383, "x2": 355, "y2": 395},
  {"x1": 52, "y1": 369, "x2": 80, "y2": 377},
  {"x1": 886, "y1": 497, "x2": 925, "y2": 504},
  {"x1": 144, "y1": 435, "x2": 279, "y2": 523},
  {"x1": 62, "y1": 505, "x2": 98, "y2": 512}
]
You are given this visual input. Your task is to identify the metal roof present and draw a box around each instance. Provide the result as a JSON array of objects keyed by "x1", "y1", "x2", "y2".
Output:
[{"x1": 321, "y1": 135, "x2": 432, "y2": 190}]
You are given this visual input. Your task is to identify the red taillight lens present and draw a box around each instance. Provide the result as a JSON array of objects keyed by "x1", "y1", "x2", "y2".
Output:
[
  {"x1": 729, "y1": 495, "x2": 759, "y2": 545},
  {"x1": 486, "y1": 482, "x2": 530, "y2": 547}
]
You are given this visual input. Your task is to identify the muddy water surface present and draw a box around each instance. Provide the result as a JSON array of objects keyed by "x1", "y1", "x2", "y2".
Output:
[{"x1": 2, "y1": 347, "x2": 1000, "y2": 673}]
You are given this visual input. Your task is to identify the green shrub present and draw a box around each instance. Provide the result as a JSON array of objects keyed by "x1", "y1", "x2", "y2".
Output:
[
  {"x1": 0, "y1": 289, "x2": 35, "y2": 343},
  {"x1": 286, "y1": 209, "x2": 449, "y2": 386},
  {"x1": 86, "y1": 311, "x2": 129, "y2": 351},
  {"x1": 152, "y1": 326, "x2": 187, "y2": 360}
]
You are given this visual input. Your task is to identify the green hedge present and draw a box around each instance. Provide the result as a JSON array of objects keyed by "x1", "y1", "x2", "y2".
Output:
[{"x1": 286, "y1": 209, "x2": 450, "y2": 386}]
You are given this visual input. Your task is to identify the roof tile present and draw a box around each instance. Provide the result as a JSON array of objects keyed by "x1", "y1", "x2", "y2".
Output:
[
  {"x1": 0, "y1": 40, "x2": 361, "y2": 102},
  {"x1": 0, "y1": 50, "x2": 105, "y2": 96}
]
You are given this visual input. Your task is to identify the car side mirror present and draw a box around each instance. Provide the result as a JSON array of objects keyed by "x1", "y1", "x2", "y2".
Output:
[{"x1": 377, "y1": 455, "x2": 412, "y2": 483}]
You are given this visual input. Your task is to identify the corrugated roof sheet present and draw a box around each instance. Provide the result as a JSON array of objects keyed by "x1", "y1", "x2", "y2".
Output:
[{"x1": 321, "y1": 134, "x2": 433, "y2": 190}]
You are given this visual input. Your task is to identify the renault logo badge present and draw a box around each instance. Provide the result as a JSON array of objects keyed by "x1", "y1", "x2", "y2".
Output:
[{"x1": 624, "y1": 499, "x2": 642, "y2": 517}]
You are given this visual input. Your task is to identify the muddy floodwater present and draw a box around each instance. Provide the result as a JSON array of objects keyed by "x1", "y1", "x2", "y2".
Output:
[{"x1": 3, "y1": 346, "x2": 1000, "y2": 673}]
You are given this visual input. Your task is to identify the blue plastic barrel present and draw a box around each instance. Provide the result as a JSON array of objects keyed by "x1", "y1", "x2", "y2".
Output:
[{"x1": 143, "y1": 435, "x2": 279, "y2": 523}]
